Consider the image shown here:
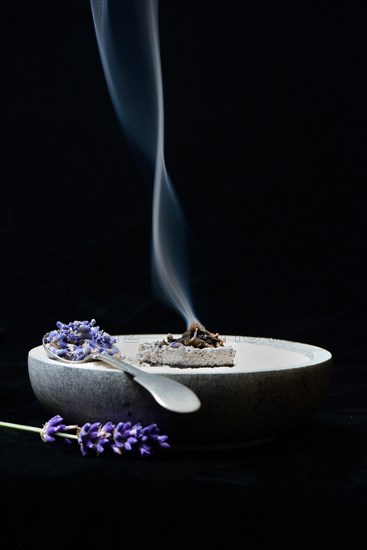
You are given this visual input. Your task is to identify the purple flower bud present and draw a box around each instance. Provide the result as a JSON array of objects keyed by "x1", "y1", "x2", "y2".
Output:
[
  {"x1": 170, "y1": 342, "x2": 181, "y2": 348},
  {"x1": 40, "y1": 415, "x2": 67, "y2": 443},
  {"x1": 78, "y1": 421, "x2": 113, "y2": 456}
]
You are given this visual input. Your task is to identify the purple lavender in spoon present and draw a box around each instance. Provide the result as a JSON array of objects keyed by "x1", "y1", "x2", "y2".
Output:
[{"x1": 44, "y1": 319, "x2": 119, "y2": 361}]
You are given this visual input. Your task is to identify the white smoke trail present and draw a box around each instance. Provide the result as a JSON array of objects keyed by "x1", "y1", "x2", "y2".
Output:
[{"x1": 90, "y1": 0, "x2": 198, "y2": 326}]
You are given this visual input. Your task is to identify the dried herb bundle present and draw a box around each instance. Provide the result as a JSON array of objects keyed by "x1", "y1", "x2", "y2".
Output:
[{"x1": 161, "y1": 322, "x2": 225, "y2": 349}]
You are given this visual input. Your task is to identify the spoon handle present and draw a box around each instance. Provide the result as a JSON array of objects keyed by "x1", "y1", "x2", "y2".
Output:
[
  {"x1": 94, "y1": 354, "x2": 201, "y2": 414},
  {"x1": 94, "y1": 353, "x2": 144, "y2": 377}
]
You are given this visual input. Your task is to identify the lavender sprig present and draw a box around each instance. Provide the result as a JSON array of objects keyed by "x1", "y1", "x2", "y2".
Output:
[{"x1": 0, "y1": 415, "x2": 170, "y2": 457}]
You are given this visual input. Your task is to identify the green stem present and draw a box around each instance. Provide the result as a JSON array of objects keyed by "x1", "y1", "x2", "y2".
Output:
[{"x1": 0, "y1": 421, "x2": 78, "y2": 440}]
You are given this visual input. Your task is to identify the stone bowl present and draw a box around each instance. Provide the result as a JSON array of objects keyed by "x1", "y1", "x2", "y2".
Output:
[{"x1": 28, "y1": 335, "x2": 332, "y2": 449}]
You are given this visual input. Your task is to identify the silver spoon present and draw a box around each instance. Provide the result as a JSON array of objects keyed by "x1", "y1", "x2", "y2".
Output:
[{"x1": 42, "y1": 333, "x2": 201, "y2": 414}]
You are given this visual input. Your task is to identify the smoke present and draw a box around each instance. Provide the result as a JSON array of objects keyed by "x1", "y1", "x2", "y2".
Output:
[{"x1": 90, "y1": 0, "x2": 198, "y2": 327}]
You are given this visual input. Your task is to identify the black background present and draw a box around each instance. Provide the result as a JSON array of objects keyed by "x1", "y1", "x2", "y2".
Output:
[
  {"x1": 0, "y1": 0, "x2": 367, "y2": 531},
  {"x1": 1, "y1": 0, "x2": 366, "y2": 350}
]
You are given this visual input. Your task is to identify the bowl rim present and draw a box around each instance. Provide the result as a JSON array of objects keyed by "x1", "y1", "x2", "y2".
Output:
[{"x1": 28, "y1": 334, "x2": 332, "y2": 375}]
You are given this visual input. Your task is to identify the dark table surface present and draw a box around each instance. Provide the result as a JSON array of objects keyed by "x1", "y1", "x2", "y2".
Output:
[
  {"x1": 1, "y1": 335, "x2": 367, "y2": 546},
  {"x1": 1, "y1": 330, "x2": 366, "y2": 508}
]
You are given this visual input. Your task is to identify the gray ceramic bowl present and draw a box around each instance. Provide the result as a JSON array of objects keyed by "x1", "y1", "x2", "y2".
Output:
[{"x1": 28, "y1": 335, "x2": 332, "y2": 449}]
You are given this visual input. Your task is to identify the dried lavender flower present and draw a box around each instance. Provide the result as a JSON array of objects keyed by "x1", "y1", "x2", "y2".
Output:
[
  {"x1": 0, "y1": 416, "x2": 170, "y2": 458},
  {"x1": 111, "y1": 421, "x2": 171, "y2": 457},
  {"x1": 162, "y1": 322, "x2": 225, "y2": 349},
  {"x1": 112, "y1": 421, "x2": 138, "y2": 453},
  {"x1": 77, "y1": 421, "x2": 115, "y2": 456},
  {"x1": 130, "y1": 422, "x2": 170, "y2": 457},
  {"x1": 44, "y1": 319, "x2": 120, "y2": 361},
  {"x1": 79, "y1": 420, "x2": 170, "y2": 457},
  {"x1": 40, "y1": 415, "x2": 69, "y2": 443}
]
